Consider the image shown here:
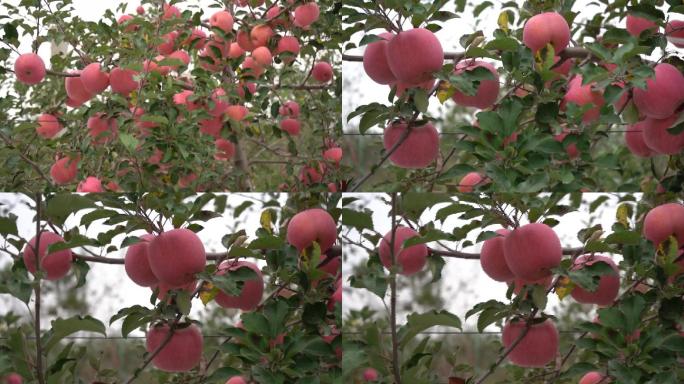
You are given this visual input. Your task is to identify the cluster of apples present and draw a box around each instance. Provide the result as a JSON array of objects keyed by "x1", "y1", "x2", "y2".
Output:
[
  {"x1": 13, "y1": 0, "x2": 334, "y2": 190},
  {"x1": 357, "y1": 10, "x2": 684, "y2": 184}
]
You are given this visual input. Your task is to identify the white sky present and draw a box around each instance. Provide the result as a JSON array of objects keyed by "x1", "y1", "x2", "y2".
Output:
[
  {"x1": 0, "y1": 193, "x2": 287, "y2": 336},
  {"x1": 342, "y1": 193, "x2": 629, "y2": 331}
]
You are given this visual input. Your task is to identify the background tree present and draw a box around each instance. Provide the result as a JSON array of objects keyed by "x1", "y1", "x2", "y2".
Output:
[{"x1": 0, "y1": 0, "x2": 344, "y2": 192}]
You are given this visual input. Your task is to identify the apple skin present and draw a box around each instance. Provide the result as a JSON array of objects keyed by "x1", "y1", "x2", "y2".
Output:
[
  {"x1": 50, "y1": 156, "x2": 79, "y2": 185},
  {"x1": 362, "y1": 32, "x2": 396, "y2": 85},
  {"x1": 124, "y1": 234, "x2": 158, "y2": 287},
  {"x1": 632, "y1": 63, "x2": 684, "y2": 119},
  {"x1": 666, "y1": 20, "x2": 684, "y2": 48},
  {"x1": 225, "y1": 377, "x2": 247, "y2": 384},
  {"x1": 363, "y1": 368, "x2": 379, "y2": 381},
  {"x1": 480, "y1": 229, "x2": 514, "y2": 282},
  {"x1": 624, "y1": 121, "x2": 655, "y2": 157},
  {"x1": 503, "y1": 223, "x2": 562, "y2": 281},
  {"x1": 293, "y1": 2, "x2": 320, "y2": 28},
  {"x1": 378, "y1": 226, "x2": 428, "y2": 276},
  {"x1": 522, "y1": 12, "x2": 571, "y2": 53},
  {"x1": 641, "y1": 114, "x2": 684, "y2": 155},
  {"x1": 23, "y1": 232, "x2": 73, "y2": 280},
  {"x1": 312, "y1": 61, "x2": 334, "y2": 83},
  {"x1": 451, "y1": 60, "x2": 499, "y2": 109},
  {"x1": 643, "y1": 202, "x2": 684, "y2": 245},
  {"x1": 148, "y1": 228, "x2": 207, "y2": 287},
  {"x1": 214, "y1": 260, "x2": 264, "y2": 311},
  {"x1": 579, "y1": 372, "x2": 606, "y2": 384},
  {"x1": 383, "y1": 121, "x2": 440, "y2": 169},
  {"x1": 81, "y1": 63, "x2": 110, "y2": 94},
  {"x1": 146, "y1": 323, "x2": 203, "y2": 372},
  {"x1": 14, "y1": 53, "x2": 46, "y2": 85},
  {"x1": 385, "y1": 28, "x2": 443, "y2": 85},
  {"x1": 36, "y1": 114, "x2": 62, "y2": 139},
  {"x1": 286, "y1": 208, "x2": 337, "y2": 253},
  {"x1": 626, "y1": 15, "x2": 659, "y2": 37},
  {"x1": 570, "y1": 255, "x2": 620, "y2": 306},
  {"x1": 458, "y1": 172, "x2": 485, "y2": 193},
  {"x1": 3, "y1": 373, "x2": 22, "y2": 384},
  {"x1": 562, "y1": 75, "x2": 605, "y2": 123},
  {"x1": 502, "y1": 319, "x2": 559, "y2": 367}
]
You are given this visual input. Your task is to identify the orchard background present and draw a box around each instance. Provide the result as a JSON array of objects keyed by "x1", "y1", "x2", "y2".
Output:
[
  {"x1": 0, "y1": 0, "x2": 344, "y2": 192},
  {"x1": 341, "y1": 192, "x2": 684, "y2": 383},
  {"x1": 342, "y1": 0, "x2": 684, "y2": 192},
  {"x1": 0, "y1": 192, "x2": 342, "y2": 383}
]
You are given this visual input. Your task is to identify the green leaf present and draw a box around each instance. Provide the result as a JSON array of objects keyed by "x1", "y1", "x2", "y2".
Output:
[
  {"x1": 248, "y1": 235, "x2": 284, "y2": 249},
  {"x1": 46, "y1": 195, "x2": 96, "y2": 225},
  {"x1": 341, "y1": 208, "x2": 373, "y2": 231},
  {"x1": 43, "y1": 316, "x2": 106, "y2": 353},
  {"x1": 119, "y1": 133, "x2": 138, "y2": 152},
  {"x1": 398, "y1": 310, "x2": 461, "y2": 347},
  {"x1": 0, "y1": 216, "x2": 18, "y2": 236}
]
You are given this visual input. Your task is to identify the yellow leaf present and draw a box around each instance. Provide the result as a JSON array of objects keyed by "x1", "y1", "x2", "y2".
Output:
[
  {"x1": 260, "y1": 209, "x2": 272, "y2": 233},
  {"x1": 199, "y1": 282, "x2": 218, "y2": 305},
  {"x1": 616, "y1": 203, "x2": 631, "y2": 228},
  {"x1": 498, "y1": 11, "x2": 509, "y2": 33},
  {"x1": 555, "y1": 276, "x2": 574, "y2": 300}
]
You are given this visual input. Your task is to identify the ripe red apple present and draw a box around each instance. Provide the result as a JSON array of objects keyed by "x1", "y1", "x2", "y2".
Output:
[
  {"x1": 318, "y1": 252, "x2": 341, "y2": 276},
  {"x1": 480, "y1": 229, "x2": 514, "y2": 282},
  {"x1": 162, "y1": 3, "x2": 181, "y2": 20},
  {"x1": 50, "y1": 156, "x2": 79, "y2": 185},
  {"x1": 146, "y1": 323, "x2": 203, "y2": 372},
  {"x1": 553, "y1": 131, "x2": 580, "y2": 159},
  {"x1": 562, "y1": 75, "x2": 605, "y2": 123},
  {"x1": 15, "y1": 53, "x2": 46, "y2": 85},
  {"x1": 109, "y1": 67, "x2": 139, "y2": 96},
  {"x1": 214, "y1": 139, "x2": 236, "y2": 161},
  {"x1": 215, "y1": 260, "x2": 264, "y2": 311},
  {"x1": 167, "y1": 50, "x2": 190, "y2": 70},
  {"x1": 65, "y1": 72, "x2": 94, "y2": 104},
  {"x1": 362, "y1": 32, "x2": 396, "y2": 85},
  {"x1": 200, "y1": 116, "x2": 223, "y2": 138},
  {"x1": 226, "y1": 105, "x2": 248, "y2": 121},
  {"x1": 641, "y1": 113, "x2": 684, "y2": 155},
  {"x1": 626, "y1": 15, "x2": 659, "y2": 37},
  {"x1": 237, "y1": 29, "x2": 255, "y2": 52},
  {"x1": 624, "y1": 121, "x2": 654, "y2": 157},
  {"x1": 77, "y1": 176, "x2": 104, "y2": 192},
  {"x1": 250, "y1": 24, "x2": 273, "y2": 48},
  {"x1": 280, "y1": 118, "x2": 301, "y2": 135},
  {"x1": 523, "y1": 12, "x2": 571, "y2": 53},
  {"x1": 299, "y1": 163, "x2": 325, "y2": 185},
  {"x1": 158, "y1": 31, "x2": 178, "y2": 55},
  {"x1": 451, "y1": 60, "x2": 499, "y2": 109},
  {"x1": 287, "y1": 208, "x2": 337, "y2": 253},
  {"x1": 184, "y1": 28, "x2": 207, "y2": 50},
  {"x1": 3, "y1": 373, "x2": 22, "y2": 384},
  {"x1": 87, "y1": 113, "x2": 118, "y2": 145},
  {"x1": 386, "y1": 28, "x2": 443, "y2": 85},
  {"x1": 279, "y1": 101, "x2": 300, "y2": 117},
  {"x1": 173, "y1": 90, "x2": 200, "y2": 111},
  {"x1": 225, "y1": 377, "x2": 247, "y2": 384},
  {"x1": 383, "y1": 121, "x2": 439, "y2": 169},
  {"x1": 458, "y1": 172, "x2": 485, "y2": 193},
  {"x1": 124, "y1": 234, "x2": 158, "y2": 287},
  {"x1": 293, "y1": 2, "x2": 320, "y2": 28},
  {"x1": 136, "y1": 6, "x2": 144, "y2": 15},
  {"x1": 666, "y1": 20, "x2": 684, "y2": 48},
  {"x1": 117, "y1": 14, "x2": 138, "y2": 32},
  {"x1": 643, "y1": 202, "x2": 684, "y2": 245},
  {"x1": 570, "y1": 255, "x2": 619, "y2": 306},
  {"x1": 502, "y1": 319, "x2": 558, "y2": 367},
  {"x1": 242, "y1": 56, "x2": 264, "y2": 78},
  {"x1": 228, "y1": 42, "x2": 245, "y2": 59},
  {"x1": 252, "y1": 46, "x2": 272, "y2": 67},
  {"x1": 276, "y1": 36, "x2": 300, "y2": 63},
  {"x1": 36, "y1": 114, "x2": 62, "y2": 139},
  {"x1": 80, "y1": 63, "x2": 110, "y2": 94},
  {"x1": 503, "y1": 223, "x2": 562, "y2": 280},
  {"x1": 579, "y1": 372, "x2": 606, "y2": 384},
  {"x1": 23, "y1": 232, "x2": 72, "y2": 280},
  {"x1": 378, "y1": 226, "x2": 428, "y2": 276},
  {"x1": 148, "y1": 228, "x2": 206, "y2": 287},
  {"x1": 323, "y1": 147, "x2": 342, "y2": 164},
  {"x1": 210, "y1": 10, "x2": 234, "y2": 36},
  {"x1": 632, "y1": 63, "x2": 684, "y2": 119},
  {"x1": 363, "y1": 368, "x2": 378, "y2": 381},
  {"x1": 312, "y1": 61, "x2": 333, "y2": 83},
  {"x1": 266, "y1": 6, "x2": 290, "y2": 28}
]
